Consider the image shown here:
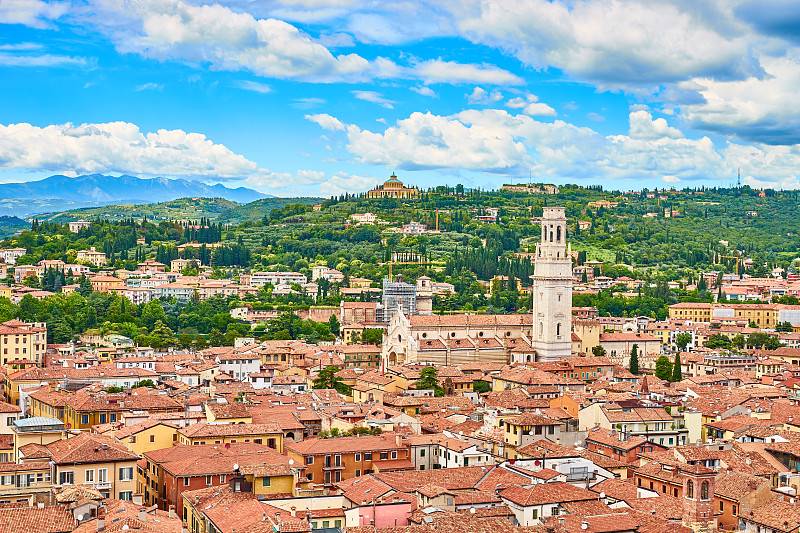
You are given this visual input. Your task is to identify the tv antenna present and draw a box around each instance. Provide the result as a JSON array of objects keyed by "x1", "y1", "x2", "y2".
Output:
[{"x1": 737, "y1": 167, "x2": 741, "y2": 188}]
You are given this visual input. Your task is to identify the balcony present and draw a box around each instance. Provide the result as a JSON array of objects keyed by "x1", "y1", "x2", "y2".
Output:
[{"x1": 322, "y1": 462, "x2": 345, "y2": 470}]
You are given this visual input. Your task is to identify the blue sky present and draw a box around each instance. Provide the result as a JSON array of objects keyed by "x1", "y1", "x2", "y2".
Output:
[{"x1": 2, "y1": 0, "x2": 800, "y2": 197}]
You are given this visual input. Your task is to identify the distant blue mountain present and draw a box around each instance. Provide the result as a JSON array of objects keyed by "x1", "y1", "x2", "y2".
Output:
[{"x1": 0, "y1": 174, "x2": 270, "y2": 209}]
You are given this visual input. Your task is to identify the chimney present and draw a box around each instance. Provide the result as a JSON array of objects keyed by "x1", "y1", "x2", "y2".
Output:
[
  {"x1": 97, "y1": 506, "x2": 106, "y2": 532},
  {"x1": 290, "y1": 506, "x2": 297, "y2": 517},
  {"x1": 138, "y1": 509, "x2": 147, "y2": 522},
  {"x1": 169, "y1": 506, "x2": 176, "y2": 519}
]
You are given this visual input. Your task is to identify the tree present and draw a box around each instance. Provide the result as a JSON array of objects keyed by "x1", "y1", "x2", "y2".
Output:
[
  {"x1": 313, "y1": 366, "x2": 350, "y2": 394},
  {"x1": 327, "y1": 314, "x2": 340, "y2": 336},
  {"x1": 473, "y1": 381, "x2": 491, "y2": 394},
  {"x1": 415, "y1": 366, "x2": 445, "y2": 397},
  {"x1": 675, "y1": 332, "x2": 692, "y2": 352},
  {"x1": 592, "y1": 345, "x2": 607, "y2": 358},
  {"x1": 629, "y1": 344, "x2": 639, "y2": 375},
  {"x1": 655, "y1": 356, "x2": 673, "y2": 381},
  {"x1": 731, "y1": 334, "x2": 746, "y2": 348},
  {"x1": 672, "y1": 352, "x2": 682, "y2": 382},
  {"x1": 361, "y1": 329, "x2": 384, "y2": 345},
  {"x1": 705, "y1": 334, "x2": 731, "y2": 349},
  {"x1": 133, "y1": 379, "x2": 155, "y2": 388}
]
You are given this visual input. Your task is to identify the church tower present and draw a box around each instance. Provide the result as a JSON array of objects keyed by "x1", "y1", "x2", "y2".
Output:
[{"x1": 531, "y1": 207, "x2": 573, "y2": 361}]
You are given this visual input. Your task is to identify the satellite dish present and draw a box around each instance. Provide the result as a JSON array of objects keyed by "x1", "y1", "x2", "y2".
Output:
[
  {"x1": 233, "y1": 463, "x2": 239, "y2": 471},
  {"x1": 600, "y1": 492, "x2": 606, "y2": 499},
  {"x1": 122, "y1": 526, "x2": 129, "y2": 531},
  {"x1": 289, "y1": 459, "x2": 294, "y2": 465},
  {"x1": 470, "y1": 508, "x2": 476, "y2": 514},
  {"x1": 581, "y1": 523, "x2": 589, "y2": 530},
  {"x1": 76, "y1": 514, "x2": 84, "y2": 521}
]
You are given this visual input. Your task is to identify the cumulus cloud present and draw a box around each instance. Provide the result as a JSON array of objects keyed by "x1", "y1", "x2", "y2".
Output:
[
  {"x1": 134, "y1": 82, "x2": 163, "y2": 92},
  {"x1": 303, "y1": 108, "x2": 797, "y2": 185},
  {"x1": 0, "y1": 0, "x2": 67, "y2": 28},
  {"x1": 352, "y1": 90, "x2": 395, "y2": 108},
  {"x1": 505, "y1": 94, "x2": 556, "y2": 117},
  {"x1": 449, "y1": 0, "x2": 763, "y2": 86},
  {"x1": 628, "y1": 110, "x2": 683, "y2": 139},
  {"x1": 318, "y1": 171, "x2": 377, "y2": 195},
  {"x1": 683, "y1": 55, "x2": 800, "y2": 144},
  {"x1": 411, "y1": 85, "x2": 437, "y2": 97},
  {"x1": 467, "y1": 87, "x2": 502, "y2": 104},
  {"x1": 0, "y1": 120, "x2": 329, "y2": 193},
  {"x1": 0, "y1": 121, "x2": 263, "y2": 180}
]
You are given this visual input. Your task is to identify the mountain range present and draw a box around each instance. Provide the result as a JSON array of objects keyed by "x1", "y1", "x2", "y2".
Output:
[{"x1": 0, "y1": 174, "x2": 270, "y2": 217}]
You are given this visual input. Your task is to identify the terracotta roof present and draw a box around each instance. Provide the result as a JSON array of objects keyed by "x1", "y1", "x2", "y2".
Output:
[
  {"x1": 179, "y1": 422, "x2": 282, "y2": 438},
  {"x1": 0, "y1": 506, "x2": 75, "y2": 533},
  {"x1": 500, "y1": 481, "x2": 598, "y2": 506},
  {"x1": 287, "y1": 433, "x2": 404, "y2": 455},
  {"x1": 45, "y1": 433, "x2": 139, "y2": 464},
  {"x1": 144, "y1": 443, "x2": 291, "y2": 477}
]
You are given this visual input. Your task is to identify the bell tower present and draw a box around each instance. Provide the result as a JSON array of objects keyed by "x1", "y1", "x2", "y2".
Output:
[
  {"x1": 531, "y1": 207, "x2": 573, "y2": 361},
  {"x1": 680, "y1": 463, "x2": 716, "y2": 533}
]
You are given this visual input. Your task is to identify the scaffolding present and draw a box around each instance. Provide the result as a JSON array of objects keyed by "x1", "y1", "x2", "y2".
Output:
[{"x1": 378, "y1": 277, "x2": 417, "y2": 322}]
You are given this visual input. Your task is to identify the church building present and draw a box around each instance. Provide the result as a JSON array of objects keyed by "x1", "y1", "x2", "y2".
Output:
[
  {"x1": 381, "y1": 207, "x2": 575, "y2": 366},
  {"x1": 367, "y1": 173, "x2": 419, "y2": 199}
]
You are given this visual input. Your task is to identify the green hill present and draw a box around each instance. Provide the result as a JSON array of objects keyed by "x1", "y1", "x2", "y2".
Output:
[
  {"x1": 37, "y1": 197, "x2": 241, "y2": 223},
  {"x1": 217, "y1": 197, "x2": 322, "y2": 223}
]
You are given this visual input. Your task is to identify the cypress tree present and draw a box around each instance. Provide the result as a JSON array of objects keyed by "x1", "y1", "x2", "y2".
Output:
[
  {"x1": 629, "y1": 343, "x2": 639, "y2": 375},
  {"x1": 672, "y1": 352, "x2": 682, "y2": 382}
]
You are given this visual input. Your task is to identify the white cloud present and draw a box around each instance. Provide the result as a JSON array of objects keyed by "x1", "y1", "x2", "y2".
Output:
[
  {"x1": 235, "y1": 80, "x2": 272, "y2": 93},
  {"x1": 743, "y1": 175, "x2": 800, "y2": 190},
  {"x1": 0, "y1": 121, "x2": 264, "y2": 180},
  {"x1": 449, "y1": 0, "x2": 762, "y2": 86},
  {"x1": 90, "y1": 0, "x2": 379, "y2": 83},
  {"x1": 292, "y1": 97, "x2": 326, "y2": 109},
  {"x1": 628, "y1": 110, "x2": 683, "y2": 139},
  {"x1": 304, "y1": 108, "x2": 783, "y2": 185},
  {"x1": 410, "y1": 59, "x2": 523, "y2": 85},
  {"x1": 587, "y1": 112, "x2": 605, "y2": 122},
  {"x1": 352, "y1": 90, "x2": 395, "y2": 108},
  {"x1": 467, "y1": 87, "x2": 502, "y2": 104},
  {"x1": 0, "y1": 52, "x2": 89, "y2": 67},
  {"x1": 505, "y1": 94, "x2": 556, "y2": 117},
  {"x1": 305, "y1": 113, "x2": 345, "y2": 131},
  {"x1": 318, "y1": 171, "x2": 377, "y2": 195},
  {"x1": 411, "y1": 85, "x2": 437, "y2": 97},
  {"x1": 0, "y1": 0, "x2": 67, "y2": 28},
  {"x1": 683, "y1": 55, "x2": 800, "y2": 144}
]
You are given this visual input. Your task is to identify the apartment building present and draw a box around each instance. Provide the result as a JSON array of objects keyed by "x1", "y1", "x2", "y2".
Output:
[{"x1": 0, "y1": 319, "x2": 47, "y2": 367}]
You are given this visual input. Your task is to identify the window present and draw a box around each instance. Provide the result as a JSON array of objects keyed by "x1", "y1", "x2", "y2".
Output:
[
  {"x1": 532, "y1": 509, "x2": 538, "y2": 520},
  {"x1": 130, "y1": 435, "x2": 137, "y2": 444},
  {"x1": 263, "y1": 477, "x2": 271, "y2": 487},
  {"x1": 98, "y1": 469, "x2": 108, "y2": 484},
  {"x1": 420, "y1": 449, "x2": 425, "y2": 457},
  {"x1": 206, "y1": 476, "x2": 212, "y2": 485},
  {"x1": 99, "y1": 414, "x2": 106, "y2": 424},
  {"x1": 551, "y1": 507, "x2": 560, "y2": 516},
  {"x1": 355, "y1": 470, "x2": 361, "y2": 477},
  {"x1": 306, "y1": 456, "x2": 314, "y2": 465},
  {"x1": 81, "y1": 415, "x2": 89, "y2": 425},
  {"x1": 119, "y1": 468, "x2": 134, "y2": 481},
  {"x1": 149, "y1": 434, "x2": 155, "y2": 443},
  {"x1": 183, "y1": 478, "x2": 190, "y2": 487},
  {"x1": 720, "y1": 501, "x2": 724, "y2": 511},
  {"x1": 86, "y1": 470, "x2": 95, "y2": 483},
  {"x1": 701, "y1": 481, "x2": 709, "y2": 500},
  {"x1": 60, "y1": 471, "x2": 74, "y2": 485},
  {"x1": 355, "y1": 454, "x2": 361, "y2": 462},
  {"x1": 391, "y1": 451, "x2": 397, "y2": 460},
  {"x1": 364, "y1": 453, "x2": 372, "y2": 461},
  {"x1": 687, "y1": 481, "x2": 694, "y2": 499},
  {"x1": 110, "y1": 414, "x2": 117, "y2": 423},
  {"x1": 120, "y1": 491, "x2": 132, "y2": 501},
  {"x1": 307, "y1": 473, "x2": 313, "y2": 481}
]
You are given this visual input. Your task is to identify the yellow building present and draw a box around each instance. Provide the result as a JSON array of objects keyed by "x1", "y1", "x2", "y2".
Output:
[
  {"x1": 0, "y1": 286, "x2": 11, "y2": 299},
  {"x1": 178, "y1": 422, "x2": 284, "y2": 452},
  {"x1": 11, "y1": 417, "x2": 67, "y2": 461},
  {"x1": 89, "y1": 275, "x2": 124, "y2": 293},
  {"x1": 366, "y1": 173, "x2": 419, "y2": 199},
  {"x1": 76, "y1": 247, "x2": 107, "y2": 266},
  {"x1": 0, "y1": 461, "x2": 53, "y2": 503},
  {"x1": 668, "y1": 303, "x2": 779, "y2": 327},
  {"x1": 47, "y1": 433, "x2": 139, "y2": 500},
  {"x1": 63, "y1": 389, "x2": 182, "y2": 430},
  {"x1": 109, "y1": 419, "x2": 179, "y2": 456},
  {"x1": 204, "y1": 402, "x2": 252, "y2": 424},
  {"x1": 0, "y1": 319, "x2": 47, "y2": 367}
]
